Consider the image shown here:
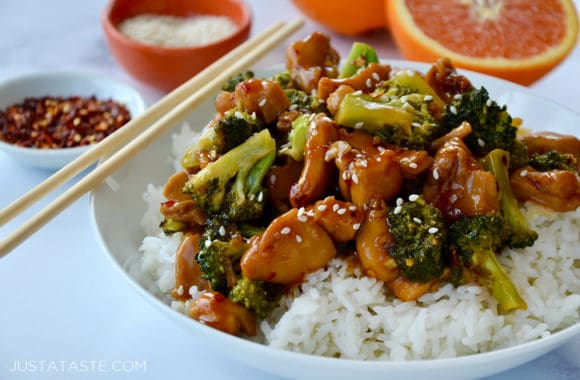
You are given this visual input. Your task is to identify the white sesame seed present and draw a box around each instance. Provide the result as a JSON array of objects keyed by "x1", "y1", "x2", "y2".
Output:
[
  {"x1": 449, "y1": 105, "x2": 457, "y2": 115},
  {"x1": 352, "y1": 223, "x2": 361, "y2": 230},
  {"x1": 337, "y1": 208, "x2": 346, "y2": 215},
  {"x1": 352, "y1": 90, "x2": 363, "y2": 96},
  {"x1": 372, "y1": 72, "x2": 380, "y2": 81},
  {"x1": 366, "y1": 78, "x2": 372, "y2": 88},
  {"x1": 317, "y1": 204, "x2": 328, "y2": 211},
  {"x1": 205, "y1": 239, "x2": 212, "y2": 248},
  {"x1": 249, "y1": 193, "x2": 255, "y2": 201},
  {"x1": 412, "y1": 122, "x2": 422, "y2": 128},
  {"x1": 352, "y1": 173, "x2": 359, "y2": 184},
  {"x1": 486, "y1": 99, "x2": 493, "y2": 107},
  {"x1": 349, "y1": 205, "x2": 357, "y2": 211},
  {"x1": 298, "y1": 207, "x2": 305, "y2": 216},
  {"x1": 289, "y1": 104, "x2": 298, "y2": 111},
  {"x1": 401, "y1": 95, "x2": 408, "y2": 103},
  {"x1": 377, "y1": 146, "x2": 386, "y2": 153},
  {"x1": 409, "y1": 162, "x2": 418, "y2": 169},
  {"x1": 281, "y1": 227, "x2": 291, "y2": 235},
  {"x1": 309, "y1": 113, "x2": 316, "y2": 121},
  {"x1": 270, "y1": 174, "x2": 277, "y2": 184},
  {"x1": 433, "y1": 169, "x2": 440, "y2": 180},
  {"x1": 396, "y1": 197, "x2": 403, "y2": 206},
  {"x1": 259, "y1": 98, "x2": 267, "y2": 107},
  {"x1": 333, "y1": 203, "x2": 340, "y2": 211},
  {"x1": 354, "y1": 121, "x2": 364, "y2": 129},
  {"x1": 306, "y1": 210, "x2": 315, "y2": 217},
  {"x1": 428, "y1": 227, "x2": 439, "y2": 234},
  {"x1": 409, "y1": 194, "x2": 420, "y2": 202},
  {"x1": 394, "y1": 206, "x2": 402, "y2": 215},
  {"x1": 423, "y1": 95, "x2": 433, "y2": 102},
  {"x1": 219, "y1": 226, "x2": 226, "y2": 236},
  {"x1": 298, "y1": 215, "x2": 308, "y2": 222},
  {"x1": 257, "y1": 191, "x2": 264, "y2": 202},
  {"x1": 520, "y1": 169, "x2": 528, "y2": 177},
  {"x1": 235, "y1": 111, "x2": 244, "y2": 119},
  {"x1": 413, "y1": 217, "x2": 422, "y2": 224},
  {"x1": 453, "y1": 93, "x2": 463, "y2": 100},
  {"x1": 477, "y1": 138, "x2": 485, "y2": 147},
  {"x1": 449, "y1": 194, "x2": 458, "y2": 203},
  {"x1": 296, "y1": 235, "x2": 303, "y2": 243},
  {"x1": 360, "y1": 159, "x2": 368, "y2": 168},
  {"x1": 403, "y1": 102, "x2": 415, "y2": 112},
  {"x1": 342, "y1": 171, "x2": 350, "y2": 180},
  {"x1": 176, "y1": 285, "x2": 184, "y2": 296},
  {"x1": 251, "y1": 112, "x2": 257, "y2": 120}
]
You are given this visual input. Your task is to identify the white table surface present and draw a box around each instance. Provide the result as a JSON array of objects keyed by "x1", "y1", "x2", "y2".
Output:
[{"x1": 1, "y1": 1, "x2": 579, "y2": 379}]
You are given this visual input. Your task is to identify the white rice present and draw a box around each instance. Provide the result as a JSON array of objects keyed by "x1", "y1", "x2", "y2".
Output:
[
  {"x1": 131, "y1": 123, "x2": 580, "y2": 360},
  {"x1": 119, "y1": 14, "x2": 238, "y2": 48}
]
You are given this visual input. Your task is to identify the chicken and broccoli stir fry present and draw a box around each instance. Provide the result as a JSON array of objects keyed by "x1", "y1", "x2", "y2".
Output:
[{"x1": 159, "y1": 32, "x2": 580, "y2": 336}]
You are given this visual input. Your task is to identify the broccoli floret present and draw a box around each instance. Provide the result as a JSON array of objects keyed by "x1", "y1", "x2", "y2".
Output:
[
  {"x1": 271, "y1": 71, "x2": 293, "y2": 90},
  {"x1": 335, "y1": 92, "x2": 444, "y2": 150},
  {"x1": 183, "y1": 128, "x2": 276, "y2": 221},
  {"x1": 387, "y1": 195, "x2": 446, "y2": 282},
  {"x1": 181, "y1": 110, "x2": 263, "y2": 170},
  {"x1": 284, "y1": 89, "x2": 326, "y2": 113},
  {"x1": 480, "y1": 149, "x2": 538, "y2": 248},
  {"x1": 196, "y1": 219, "x2": 248, "y2": 292},
  {"x1": 443, "y1": 87, "x2": 524, "y2": 160},
  {"x1": 448, "y1": 214, "x2": 527, "y2": 312},
  {"x1": 159, "y1": 219, "x2": 187, "y2": 234},
  {"x1": 222, "y1": 70, "x2": 254, "y2": 92},
  {"x1": 529, "y1": 150, "x2": 578, "y2": 172},
  {"x1": 339, "y1": 42, "x2": 379, "y2": 78},
  {"x1": 279, "y1": 113, "x2": 309, "y2": 161},
  {"x1": 228, "y1": 276, "x2": 282, "y2": 318}
]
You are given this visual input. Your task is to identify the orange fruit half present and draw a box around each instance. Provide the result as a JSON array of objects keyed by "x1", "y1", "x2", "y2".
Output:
[
  {"x1": 292, "y1": 0, "x2": 387, "y2": 35},
  {"x1": 387, "y1": 0, "x2": 579, "y2": 85}
]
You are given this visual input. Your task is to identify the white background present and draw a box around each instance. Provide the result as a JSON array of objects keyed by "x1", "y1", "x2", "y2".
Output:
[{"x1": 0, "y1": 1, "x2": 579, "y2": 379}]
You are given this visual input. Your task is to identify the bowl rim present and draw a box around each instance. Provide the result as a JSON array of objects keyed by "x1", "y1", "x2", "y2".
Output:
[{"x1": 101, "y1": 0, "x2": 253, "y2": 55}]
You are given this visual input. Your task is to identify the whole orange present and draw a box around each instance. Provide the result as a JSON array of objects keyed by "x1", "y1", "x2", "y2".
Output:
[{"x1": 292, "y1": 0, "x2": 387, "y2": 35}]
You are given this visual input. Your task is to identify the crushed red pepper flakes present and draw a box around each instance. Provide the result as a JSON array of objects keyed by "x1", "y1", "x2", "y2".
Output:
[{"x1": 0, "y1": 95, "x2": 132, "y2": 149}]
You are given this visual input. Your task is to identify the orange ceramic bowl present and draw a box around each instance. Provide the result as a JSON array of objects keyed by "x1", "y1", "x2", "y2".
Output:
[{"x1": 101, "y1": 0, "x2": 252, "y2": 92}]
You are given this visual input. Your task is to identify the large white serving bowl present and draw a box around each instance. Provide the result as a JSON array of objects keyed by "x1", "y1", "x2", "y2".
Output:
[
  {"x1": 0, "y1": 71, "x2": 146, "y2": 170},
  {"x1": 90, "y1": 63, "x2": 580, "y2": 380}
]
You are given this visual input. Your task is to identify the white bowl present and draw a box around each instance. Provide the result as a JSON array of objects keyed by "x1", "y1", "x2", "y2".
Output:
[
  {"x1": 0, "y1": 71, "x2": 146, "y2": 170},
  {"x1": 90, "y1": 63, "x2": 580, "y2": 380}
]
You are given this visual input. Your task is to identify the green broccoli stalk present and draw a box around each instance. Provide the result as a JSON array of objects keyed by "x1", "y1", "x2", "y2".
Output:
[
  {"x1": 339, "y1": 42, "x2": 379, "y2": 78},
  {"x1": 196, "y1": 219, "x2": 248, "y2": 292},
  {"x1": 443, "y1": 86, "x2": 529, "y2": 166},
  {"x1": 335, "y1": 92, "x2": 443, "y2": 150},
  {"x1": 529, "y1": 150, "x2": 578, "y2": 172},
  {"x1": 228, "y1": 276, "x2": 283, "y2": 318},
  {"x1": 181, "y1": 110, "x2": 263, "y2": 170},
  {"x1": 271, "y1": 71, "x2": 293, "y2": 90},
  {"x1": 183, "y1": 128, "x2": 276, "y2": 221},
  {"x1": 221, "y1": 70, "x2": 254, "y2": 92},
  {"x1": 279, "y1": 113, "x2": 309, "y2": 161},
  {"x1": 387, "y1": 195, "x2": 446, "y2": 282},
  {"x1": 480, "y1": 149, "x2": 538, "y2": 248},
  {"x1": 449, "y1": 214, "x2": 527, "y2": 313}
]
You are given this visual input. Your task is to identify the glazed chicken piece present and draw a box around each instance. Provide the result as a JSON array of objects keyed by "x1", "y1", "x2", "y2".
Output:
[
  {"x1": 290, "y1": 113, "x2": 339, "y2": 208},
  {"x1": 317, "y1": 62, "x2": 392, "y2": 100},
  {"x1": 286, "y1": 32, "x2": 340, "y2": 94},
  {"x1": 266, "y1": 158, "x2": 303, "y2": 213},
  {"x1": 188, "y1": 291, "x2": 257, "y2": 336},
  {"x1": 424, "y1": 137, "x2": 500, "y2": 221},
  {"x1": 326, "y1": 140, "x2": 403, "y2": 207},
  {"x1": 172, "y1": 234, "x2": 210, "y2": 301},
  {"x1": 310, "y1": 196, "x2": 365, "y2": 242},
  {"x1": 326, "y1": 84, "x2": 354, "y2": 115},
  {"x1": 355, "y1": 206, "x2": 399, "y2": 283},
  {"x1": 510, "y1": 167, "x2": 580, "y2": 212},
  {"x1": 159, "y1": 199, "x2": 207, "y2": 225},
  {"x1": 425, "y1": 57, "x2": 473, "y2": 104},
  {"x1": 214, "y1": 78, "x2": 290, "y2": 124},
  {"x1": 240, "y1": 207, "x2": 337, "y2": 284},
  {"x1": 386, "y1": 276, "x2": 435, "y2": 302}
]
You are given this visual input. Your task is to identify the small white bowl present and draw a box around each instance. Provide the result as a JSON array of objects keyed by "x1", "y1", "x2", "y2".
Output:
[{"x1": 0, "y1": 71, "x2": 146, "y2": 170}]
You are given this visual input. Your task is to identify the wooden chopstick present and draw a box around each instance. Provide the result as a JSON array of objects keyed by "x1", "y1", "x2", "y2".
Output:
[
  {"x1": 0, "y1": 18, "x2": 304, "y2": 257},
  {"x1": 0, "y1": 21, "x2": 289, "y2": 228}
]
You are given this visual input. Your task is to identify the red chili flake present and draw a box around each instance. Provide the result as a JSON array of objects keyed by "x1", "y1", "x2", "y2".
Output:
[{"x1": 0, "y1": 95, "x2": 132, "y2": 149}]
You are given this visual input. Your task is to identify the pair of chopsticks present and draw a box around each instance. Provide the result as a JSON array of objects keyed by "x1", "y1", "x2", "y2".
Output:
[{"x1": 0, "y1": 19, "x2": 304, "y2": 258}]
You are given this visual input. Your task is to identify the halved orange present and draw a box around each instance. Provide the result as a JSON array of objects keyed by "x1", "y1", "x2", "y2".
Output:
[
  {"x1": 292, "y1": 0, "x2": 387, "y2": 35},
  {"x1": 387, "y1": 0, "x2": 579, "y2": 85}
]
